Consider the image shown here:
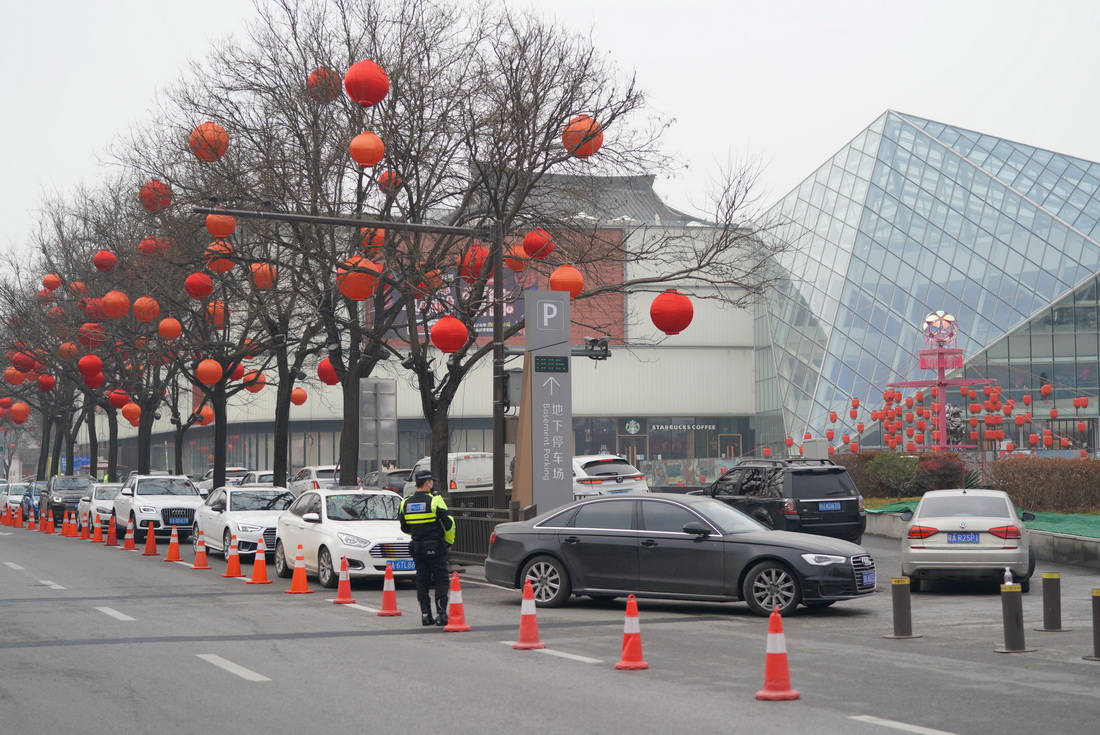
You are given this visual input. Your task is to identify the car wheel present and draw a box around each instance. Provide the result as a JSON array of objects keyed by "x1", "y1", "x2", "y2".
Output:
[
  {"x1": 273, "y1": 541, "x2": 293, "y2": 579},
  {"x1": 909, "y1": 576, "x2": 922, "y2": 593},
  {"x1": 851, "y1": 534, "x2": 863, "y2": 545},
  {"x1": 521, "y1": 555, "x2": 571, "y2": 608},
  {"x1": 802, "y1": 600, "x2": 836, "y2": 609},
  {"x1": 132, "y1": 514, "x2": 144, "y2": 543},
  {"x1": 1019, "y1": 577, "x2": 1030, "y2": 593},
  {"x1": 192, "y1": 525, "x2": 201, "y2": 551},
  {"x1": 318, "y1": 548, "x2": 338, "y2": 588},
  {"x1": 742, "y1": 561, "x2": 801, "y2": 617},
  {"x1": 221, "y1": 529, "x2": 232, "y2": 558}
]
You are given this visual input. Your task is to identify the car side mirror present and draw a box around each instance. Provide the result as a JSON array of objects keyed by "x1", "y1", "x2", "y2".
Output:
[
  {"x1": 682, "y1": 521, "x2": 711, "y2": 536},
  {"x1": 121, "y1": 488, "x2": 134, "y2": 497},
  {"x1": 212, "y1": 503, "x2": 225, "y2": 513},
  {"x1": 899, "y1": 511, "x2": 913, "y2": 522},
  {"x1": 81, "y1": 496, "x2": 91, "y2": 502},
  {"x1": 302, "y1": 512, "x2": 321, "y2": 524},
  {"x1": 1020, "y1": 511, "x2": 1036, "y2": 522},
  {"x1": 199, "y1": 489, "x2": 209, "y2": 497}
]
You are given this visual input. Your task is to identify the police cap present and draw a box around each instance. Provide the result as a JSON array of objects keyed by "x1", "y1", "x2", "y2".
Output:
[{"x1": 414, "y1": 469, "x2": 435, "y2": 486}]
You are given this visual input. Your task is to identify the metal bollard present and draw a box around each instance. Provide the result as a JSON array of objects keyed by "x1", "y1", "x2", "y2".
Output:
[
  {"x1": 995, "y1": 583, "x2": 1035, "y2": 653},
  {"x1": 882, "y1": 577, "x2": 922, "y2": 639},
  {"x1": 1085, "y1": 589, "x2": 1100, "y2": 662},
  {"x1": 1035, "y1": 572, "x2": 1070, "y2": 632}
]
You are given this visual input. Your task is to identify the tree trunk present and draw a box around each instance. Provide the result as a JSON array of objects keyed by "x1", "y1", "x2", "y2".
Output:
[
  {"x1": 36, "y1": 409, "x2": 52, "y2": 480},
  {"x1": 212, "y1": 384, "x2": 227, "y2": 490},
  {"x1": 173, "y1": 424, "x2": 187, "y2": 475},
  {"x1": 63, "y1": 412, "x2": 75, "y2": 476},
  {"x1": 338, "y1": 373, "x2": 359, "y2": 486},
  {"x1": 86, "y1": 408, "x2": 98, "y2": 480},
  {"x1": 106, "y1": 408, "x2": 119, "y2": 483},
  {"x1": 272, "y1": 347, "x2": 292, "y2": 489},
  {"x1": 50, "y1": 412, "x2": 63, "y2": 477},
  {"x1": 137, "y1": 400, "x2": 153, "y2": 474},
  {"x1": 429, "y1": 409, "x2": 450, "y2": 502}
]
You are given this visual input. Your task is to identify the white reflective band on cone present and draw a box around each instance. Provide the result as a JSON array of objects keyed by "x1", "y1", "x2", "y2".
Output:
[
  {"x1": 624, "y1": 616, "x2": 640, "y2": 635},
  {"x1": 295, "y1": 556, "x2": 305, "y2": 568},
  {"x1": 383, "y1": 576, "x2": 395, "y2": 591},
  {"x1": 451, "y1": 590, "x2": 462, "y2": 605},
  {"x1": 521, "y1": 598, "x2": 536, "y2": 616},
  {"x1": 766, "y1": 633, "x2": 787, "y2": 654}
]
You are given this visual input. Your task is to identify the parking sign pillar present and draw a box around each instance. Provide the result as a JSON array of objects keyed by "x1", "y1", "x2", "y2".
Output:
[
  {"x1": 996, "y1": 584, "x2": 1035, "y2": 653},
  {"x1": 1037, "y1": 573, "x2": 1070, "y2": 632},
  {"x1": 1085, "y1": 589, "x2": 1100, "y2": 661},
  {"x1": 524, "y1": 290, "x2": 573, "y2": 513},
  {"x1": 883, "y1": 577, "x2": 922, "y2": 639}
]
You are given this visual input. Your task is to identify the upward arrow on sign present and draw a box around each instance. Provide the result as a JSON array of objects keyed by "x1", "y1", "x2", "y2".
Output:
[{"x1": 542, "y1": 376, "x2": 560, "y2": 395}]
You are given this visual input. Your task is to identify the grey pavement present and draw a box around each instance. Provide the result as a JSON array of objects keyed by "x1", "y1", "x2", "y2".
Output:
[{"x1": 1, "y1": 528, "x2": 1098, "y2": 735}]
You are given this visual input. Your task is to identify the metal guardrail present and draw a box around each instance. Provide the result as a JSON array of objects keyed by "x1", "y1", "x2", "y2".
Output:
[{"x1": 450, "y1": 502, "x2": 536, "y2": 564}]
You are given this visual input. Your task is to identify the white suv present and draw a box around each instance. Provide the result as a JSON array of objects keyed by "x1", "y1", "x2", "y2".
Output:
[
  {"x1": 196, "y1": 467, "x2": 250, "y2": 492},
  {"x1": 572, "y1": 454, "x2": 649, "y2": 499},
  {"x1": 288, "y1": 465, "x2": 340, "y2": 496},
  {"x1": 112, "y1": 474, "x2": 205, "y2": 542}
]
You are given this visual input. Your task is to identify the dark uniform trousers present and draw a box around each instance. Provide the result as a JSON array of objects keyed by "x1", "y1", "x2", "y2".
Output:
[{"x1": 411, "y1": 535, "x2": 448, "y2": 613}]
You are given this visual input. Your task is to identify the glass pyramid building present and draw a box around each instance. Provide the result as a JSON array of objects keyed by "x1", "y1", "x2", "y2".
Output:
[{"x1": 754, "y1": 110, "x2": 1100, "y2": 447}]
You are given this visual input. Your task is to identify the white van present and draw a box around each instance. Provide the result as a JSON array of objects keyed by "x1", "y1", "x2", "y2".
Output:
[{"x1": 403, "y1": 452, "x2": 493, "y2": 495}]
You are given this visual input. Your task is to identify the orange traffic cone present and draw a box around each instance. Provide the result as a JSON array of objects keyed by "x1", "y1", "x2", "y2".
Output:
[
  {"x1": 105, "y1": 516, "x2": 117, "y2": 546},
  {"x1": 60, "y1": 511, "x2": 69, "y2": 536},
  {"x1": 615, "y1": 594, "x2": 649, "y2": 670},
  {"x1": 755, "y1": 608, "x2": 800, "y2": 701},
  {"x1": 513, "y1": 580, "x2": 546, "y2": 649},
  {"x1": 377, "y1": 562, "x2": 401, "y2": 616},
  {"x1": 1, "y1": 507, "x2": 8, "y2": 526},
  {"x1": 223, "y1": 534, "x2": 245, "y2": 578},
  {"x1": 122, "y1": 517, "x2": 136, "y2": 550},
  {"x1": 162, "y1": 526, "x2": 182, "y2": 562},
  {"x1": 246, "y1": 537, "x2": 272, "y2": 584},
  {"x1": 39, "y1": 508, "x2": 48, "y2": 533},
  {"x1": 332, "y1": 556, "x2": 356, "y2": 604},
  {"x1": 443, "y1": 572, "x2": 471, "y2": 632},
  {"x1": 79, "y1": 512, "x2": 89, "y2": 540},
  {"x1": 284, "y1": 544, "x2": 313, "y2": 594},
  {"x1": 15, "y1": 506, "x2": 23, "y2": 528},
  {"x1": 192, "y1": 530, "x2": 211, "y2": 570},
  {"x1": 27, "y1": 508, "x2": 37, "y2": 531},
  {"x1": 142, "y1": 522, "x2": 159, "y2": 556},
  {"x1": 44, "y1": 509, "x2": 55, "y2": 534},
  {"x1": 90, "y1": 514, "x2": 103, "y2": 543}
]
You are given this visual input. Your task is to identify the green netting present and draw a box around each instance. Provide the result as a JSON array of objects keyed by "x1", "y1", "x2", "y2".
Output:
[{"x1": 868, "y1": 503, "x2": 1100, "y2": 538}]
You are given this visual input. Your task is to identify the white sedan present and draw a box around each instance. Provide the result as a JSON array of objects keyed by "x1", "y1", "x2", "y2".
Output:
[
  {"x1": 77, "y1": 483, "x2": 122, "y2": 533},
  {"x1": 193, "y1": 486, "x2": 295, "y2": 558},
  {"x1": 274, "y1": 488, "x2": 414, "y2": 587}
]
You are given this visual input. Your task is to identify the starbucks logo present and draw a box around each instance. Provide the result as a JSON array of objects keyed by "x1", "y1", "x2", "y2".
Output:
[{"x1": 625, "y1": 419, "x2": 641, "y2": 435}]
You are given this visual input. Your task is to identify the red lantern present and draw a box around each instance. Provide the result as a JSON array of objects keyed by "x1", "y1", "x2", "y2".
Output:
[
  {"x1": 857, "y1": 422, "x2": 865, "y2": 432},
  {"x1": 762, "y1": 447, "x2": 772, "y2": 457},
  {"x1": 84, "y1": 372, "x2": 104, "y2": 389},
  {"x1": 36, "y1": 374, "x2": 55, "y2": 391},
  {"x1": 842, "y1": 434, "x2": 850, "y2": 444},
  {"x1": 1028, "y1": 433, "x2": 1038, "y2": 445},
  {"x1": 206, "y1": 300, "x2": 229, "y2": 327},
  {"x1": 132, "y1": 296, "x2": 160, "y2": 323},
  {"x1": 337, "y1": 257, "x2": 381, "y2": 301},
  {"x1": 1041, "y1": 384, "x2": 1053, "y2": 398},
  {"x1": 137, "y1": 237, "x2": 167, "y2": 255},
  {"x1": 1079, "y1": 422, "x2": 1088, "y2": 433},
  {"x1": 121, "y1": 402, "x2": 141, "y2": 423},
  {"x1": 549, "y1": 264, "x2": 584, "y2": 299},
  {"x1": 184, "y1": 273, "x2": 214, "y2": 299},
  {"x1": 1081, "y1": 397, "x2": 1090, "y2": 409},
  {"x1": 803, "y1": 432, "x2": 812, "y2": 440},
  {"x1": 1004, "y1": 442, "x2": 1015, "y2": 452},
  {"x1": 849, "y1": 409, "x2": 858, "y2": 419},
  {"x1": 827, "y1": 446, "x2": 835, "y2": 455},
  {"x1": 849, "y1": 442, "x2": 859, "y2": 452},
  {"x1": 459, "y1": 245, "x2": 488, "y2": 284},
  {"x1": 10, "y1": 401, "x2": 30, "y2": 424},
  {"x1": 138, "y1": 179, "x2": 172, "y2": 213},
  {"x1": 1043, "y1": 435, "x2": 1053, "y2": 447},
  {"x1": 202, "y1": 212, "x2": 236, "y2": 238},
  {"x1": 906, "y1": 441, "x2": 916, "y2": 452},
  {"x1": 307, "y1": 67, "x2": 342, "y2": 103},
  {"x1": 77, "y1": 354, "x2": 102, "y2": 376},
  {"x1": 108, "y1": 389, "x2": 129, "y2": 409},
  {"x1": 229, "y1": 363, "x2": 245, "y2": 381},
  {"x1": 905, "y1": 412, "x2": 914, "y2": 423},
  {"x1": 785, "y1": 437, "x2": 794, "y2": 448},
  {"x1": 825, "y1": 429, "x2": 834, "y2": 440},
  {"x1": 78, "y1": 323, "x2": 105, "y2": 348},
  {"x1": 430, "y1": 315, "x2": 468, "y2": 353},
  {"x1": 932, "y1": 430, "x2": 941, "y2": 442},
  {"x1": 360, "y1": 227, "x2": 385, "y2": 256},
  {"x1": 522, "y1": 229, "x2": 554, "y2": 260},
  {"x1": 318, "y1": 358, "x2": 340, "y2": 386},
  {"x1": 58, "y1": 342, "x2": 78, "y2": 360},
  {"x1": 906, "y1": 427, "x2": 914, "y2": 437},
  {"x1": 1050, "y1": 408, "x2": 1059, "y2": 419},
  {"x1": 504, "y1": 244, "x2": 528, "y2": 272},
  {"x1": 905, "y1": 397, "x2": 914, "y2": 408},
  {"x1": 93, "y1": 250, "x2": 117, "y2": 272},
  {"x1": 343, "y1": 59, "x2": 389, "y2": 106},
  {"x1": 158, "y1": 318, "x2": 182, "y2": 341},
  {"x1": 290, "y1": 387, "x2": 308, "y2": 406},
  {"x1": 205, "y1": 241, "x2": 235, "y2": 273},
  {"x1": 243, "y1": 371, "x2": 266, "y2": 393},
  {"x1": 101, "y1": 290, "x2": 130, "y2": 319},
  {"x1": 650, "y1": 289, "x2": 694, "y2": 335},
  {"x1": 1060, "y1": 437, "x2": 1070, "y2": 448},
  {"x1": 196, "y1": 359, "x2": 223, "y2": 386},
  {"x1": 377, "y1": 170, "x2": 402, "y2": 194},
  {"x1": 562, "y1": 115, "x2": 603, "y2": 158},
  {"x1": 189, "y1": 122, "x2": 229, "y2": 162},
  {"x1": 198, "y1": 405, "x2": 214, "y2": 426},
  {"x1": 251, "y1": 263, "x2": 277, "y2": 290},
  {"x1": 349, "y1": 131, "x2": 385, "y2": 167},
  {"x1": 42, "y1": 273, "x2": 61, "y2": 290}
]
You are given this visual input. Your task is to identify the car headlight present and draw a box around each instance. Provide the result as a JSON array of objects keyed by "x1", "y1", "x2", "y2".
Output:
[
  {"x1": 801, "y1": 553, "x2": 847, "y2": 566},
  {"x1": 96, "y1": 506, "x2": 111, "y2": 514},
  {"x1": 236, "y1": 523, "x2": 263, "y2": 533},
  {"x1": 138, "y1": 505, "x2": 157, "y2": 514},
  {"x1": 337, "y1": 532, "x2": 370, "y2": 547},
  {"x1": 52, "y1": 495, "x2": 63, "y2": 503}
]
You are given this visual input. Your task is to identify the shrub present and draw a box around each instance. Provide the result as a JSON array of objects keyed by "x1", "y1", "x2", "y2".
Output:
[
  {"x1": 866, "y1": 453, "x2": 920, "y2": 498},
  {"x1": 833, "y1": 452, "x2": 882, "y2": 496},
  {"x1": 988, "y1": 457, "x2": 1100, "y2": 512},
  {"x1": 916, "y1": 452, "x2": 967, "y2": 491}
]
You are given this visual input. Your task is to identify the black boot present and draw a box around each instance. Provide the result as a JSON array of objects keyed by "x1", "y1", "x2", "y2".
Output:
[
  {"x1": 421, "y1": 610, "x2": 435, "y2": 626},
  {"x1": 435, "y1": 598, "x2": 449, "y2": 627}
]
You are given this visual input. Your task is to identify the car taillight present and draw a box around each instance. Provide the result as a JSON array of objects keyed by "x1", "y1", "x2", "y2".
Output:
[
  {"x1": 631, "y1": 473, "x2": 645, "y2": 480},
  {"x1": 782, "y1": 499, "x2": 797, "y2": 515},
  {"x1": 857, "y1": 496, "x2": 865, "y2": 512},
  {"x1": 489, "y1": 532, "x2": 497, "y2": 545},
  {"x1": 578, "y1": 478, "x2": 603, "y2": 484},
  {"x1": 907, "y1": 525, "x2": 939, "y2": 539},
  {"x1": 988, "y1": 525, "x2": 1021, "y2": 539},
  {"x1": 312, "y1": 481, "x2": 320, "y2": 489}
]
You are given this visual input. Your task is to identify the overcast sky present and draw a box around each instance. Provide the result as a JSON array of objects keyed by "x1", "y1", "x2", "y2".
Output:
[{"x1": 3, "y1": 0, "x2": 1099, "y2": 254}]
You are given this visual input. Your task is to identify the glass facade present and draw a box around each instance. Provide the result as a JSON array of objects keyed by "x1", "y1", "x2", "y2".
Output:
[{"x1": 756, "y1": 111, "x2": 1100, "y2": 446}]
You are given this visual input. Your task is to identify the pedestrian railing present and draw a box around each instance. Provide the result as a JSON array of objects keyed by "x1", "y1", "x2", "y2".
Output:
[{"x1": 450, "y1": 502, "x2": 536, "y2": 563}]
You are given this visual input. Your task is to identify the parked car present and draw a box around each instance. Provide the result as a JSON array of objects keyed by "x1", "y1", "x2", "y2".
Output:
[
  {"x1": 287, "y1": 465, "x2": 340, "y2": 496},
  {"x1": 485, "y1": 493, "x2": 876, "y2": 615},
  {"x1": 274, "y1": 487, "x2": 415, "y2": 588},
  {"x1": 691, "y1": 458, "x2": 865, "y2": 543},
  {"x1": 237, "y1": 469, "x2": 275, "y2": 487},
  {"x1": 112, "y1": 474, "x2": 205, "y2": 541},
  {"x1": 1, "y1": 482, "x2": 32, "y2": 515},
  {"x1": 900, "y1": 488, "x2": 1036, "y2": 592},
  {"x1": 361, "y1": 468, "x2": 411, "y2": 494},
  {"x1": 38, "y1": 475, "x2": 94, "y2": 525},
  {"x1": 196, "y1": 467, "x2": 250, "y2": 492},
  {"x1": 194, "y1": 485, "x2": 294, "y2": 558},
  {"x1": 402, "y1": 453, "x2": 492, "y2": 495},
  {"x1": 77, "y1": 483, "x2": 123, "y2": 533},
  {"x1": 572, "y1": 454, "x2": 649, "y2": 499}
]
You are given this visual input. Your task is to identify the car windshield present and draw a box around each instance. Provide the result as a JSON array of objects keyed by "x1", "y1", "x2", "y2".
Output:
[
  {"x1": 226, "y1": 469, "x2": 249, "y2": 477},
  {"x1": 383, "y1": 473, "x2": 408, "y2": 491},
  {"x1": 136, "y1": 478, "x2": 198, "y2": 496},
  {"x1": 6, "y1": 484, "x2": 27, "y2": 495},
  {"x1": 258, "y1": 473, "x2": 274, "y2": 483},
  {"x1": 789, "y1": 470, "x2": 858, "y2": 498},
  {"x1": 692, "y1": 497, "x2": 767, "y2": 534},
  {"x1": 581, "y1": 459, "x2": 639, "y2": 477},
  {"x1": 315, "y1": 469, "x2": 337, "y2": 479},
  {"x1": 52, "y1": 477, "x2": 92, "y2": 493},
  {"x1": 326, "y1": 494, "x2": 400, "y2": 521},
  {"x1": 94, "y1": 486, "x2": 122, "y2": 500},
  {"x1": 230, "y1": 490, "x2": 294, "y2": 511},
  {"x1": 918, "y1": 495, "x2": 1011, "y2": 518}
]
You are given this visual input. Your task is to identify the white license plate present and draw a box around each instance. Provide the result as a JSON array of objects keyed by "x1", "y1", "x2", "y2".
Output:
[
  {"x1": 390, "y1": 559, "x2": 416, "y2": 571},
  {"x1": 861, "y1": 571, "x2": 876, "y2": 586},
  {"x1": 947, "y1": 532, "x2": 980, "y2": 543}
]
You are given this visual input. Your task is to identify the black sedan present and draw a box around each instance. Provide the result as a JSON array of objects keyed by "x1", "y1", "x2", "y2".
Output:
[{"x1": 485, "y1": 493, "x2": 876, "y2": 616}]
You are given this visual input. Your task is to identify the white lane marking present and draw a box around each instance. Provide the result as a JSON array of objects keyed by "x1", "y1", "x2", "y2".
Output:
[
  {"x1": 849, "y1": 715, "x2": 958, "y2": 735},
  {"x1": 94, "y1": 606, "x2": 136, "y2": 622},
  {"x1": 345, "y1": 602, "x2": 381, "y2": 613},
  {"x1": 0, "y1": 532, "x2": 12, "y2": 536},
  {"x1": 196, "y1": 654, "x2": 270, "y2": 682},
  {"x1": 39, "y1": 580, "x2": 65, "y2": 590},
  {"x1": 3, "y1": 562, "x2": 25, "y2": 570},
  {"x1": 174, "y1": 561, "x2": 195, "y2": 568},
  {"x1": 498, "y1": 641, "x2": 602, "y2": 664}
]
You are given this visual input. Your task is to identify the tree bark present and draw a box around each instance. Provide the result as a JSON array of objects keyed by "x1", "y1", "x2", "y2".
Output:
[
  {"x1": 36, "y1": 409, "x2": 52, "y2": 481},
  {"x1": 86, "y1": 408, "x2": 98, "y2": 480},
  {"x1": 63, "y1": 411, "x2": 75, "y2": 476},
  {"x1": 212, "y1": 383, "x2": 227, "y2": 490},
  {"x1": 50, "y1": 411, "x2": 63, "y2": 478},
  {"x1": 106, "y1": 408, "x2": 118, "y2": 483},
  {"x1": 173, "y1": 424, "x2": 187, "y2": 475},
  {"x1": 338, "y1": 371, "x2": 359, "y2": 486},
  {"x1": 272, "y1": 341, "x2": 292, "y2": 489},
  {"x1": 137, "y1": 400, "x2": 153, "y2": 474},
  {"x1": 429, "y1": 409, "x2": 450, "y2": 503}
]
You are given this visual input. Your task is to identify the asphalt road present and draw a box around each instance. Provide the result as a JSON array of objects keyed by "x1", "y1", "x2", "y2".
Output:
[{"x1": 1, "y1": 527, "x2": 1098, "y2": 735}]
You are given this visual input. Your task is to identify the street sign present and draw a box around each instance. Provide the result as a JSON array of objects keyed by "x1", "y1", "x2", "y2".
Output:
[
  {"x1": 525, "y1": 290, "x2": 573, "y2": 512},
  {"x1": 359, "y1": 378, "x2": 397, "y2": 474}
]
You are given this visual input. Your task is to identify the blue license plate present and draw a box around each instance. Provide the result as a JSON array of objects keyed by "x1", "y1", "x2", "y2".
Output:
[
  {"x1": 168, "y1": 517, "x2": 188, "y2": 525},
  {"x1": 818, "y1": 501, "x2": 842, "y2": 511},
  {"x1": 390, "y1": 559, "x2": 416, "y2": 571},
  {"x1": 947, "y1": 532, "x2": 980, "y2": 543},
  {"x1": 861, "y1": 571, "x2": 876, "y2": 586}
]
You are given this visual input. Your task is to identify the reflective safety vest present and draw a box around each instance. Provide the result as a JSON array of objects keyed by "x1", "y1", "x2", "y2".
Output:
[{"x1": 400, "y1": 492, "x2": 455, "y2": 545}]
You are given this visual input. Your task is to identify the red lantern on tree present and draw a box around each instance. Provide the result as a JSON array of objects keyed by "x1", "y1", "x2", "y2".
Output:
[
  {"x1": 36, "y1": 374, "x2": 55, "y2": 391},
  {"x1": 206, "y1": 213, "x2": 236, "y2": 239},
  {"x1": 318, "y1": 358, "x2": 339, "y2": 386},
  {"x1": 243, "y1": 371, "x2": 266, "y2": 393},
  {"x1": 430, "y1": 315, "x2": 468, "y2": 353},
  {"x1": 138, "y1": 237, "x2": 168, "y2": 255},
  {"x1": 785, "y1": 437, "x2": 794, "y2": 448},
  {"x1": 459, "y1": 245, "x2": 489, "y2": 284},
  {"x1": 522, "y1": 229, "x2": 554, "y2": 260},
  {"x1": 1050, "y1": 408, "x2": 1059, "y2": 419},
  {"x1": 132, "y1": 296, "x2": 160, "y2": 323},
  {"x1": 138, "y1": 179, "x2": 172, "y2": 213},
  {"x1": 196, "y1": 359, "x2": 223, "y2": 386},
  {"x1": 307, "y1": 67, "x2": 342, "y2": 103},
  {"x1": 158, "y1": 318, "x2": 182, "y2": 341},
  {"x1": 121, "y1": 402, "x2": 141, "y2": 423},
  {"x1": 84, "y1": 372, "x2": 104, "y2": 389},
  {"x1": 198, "y1": 405, "x2": 214, "y2": 426},
  {"x1": 108, "y1": 389, "x2": 129, "y2": 409},
  {"x1": 343, "y1": 59, "x2": 389, "y2": 106},
  {"x1": 10, "y1": 401, "x2": 30, "y2": 424},
  {"x1": 360, "y1": 227, "x2": 386, "y2": 256},
  {"x1": 77, "y1": 354, "x2": 102, "y2": 376},
  {"x1": 349, "y1": 132, "x2": 385, "y2": 167},
  {"x1": 377, "y1": 170, "x2": 402, "y2": 195},
  {"x1": 101, "y1": 290, "x2": 130, "y2": 319},
  {"x1": 562, "y1": 115, "x2": 604, "y2": 158},
  {"x1": 189, "y1": 122, "x2": 229, "y2": 162},
  {"x1": 205, "y1": 241, "x2": 235, "y2": 273},
  {"x1": 251, "y1": 263, "x2": 277, "y2": 290},
  {"x1": 650, "y1": 290, "x2": 694, "y2": 335},
  {"x1": 290, "y1": 387, "x2": 308, "y2": 406},
  {"x1": 184, "y1": 273, "x2": 214, "y2": 299},
  {"x1": 42, "y1": 273, "x2": 61, "y2": 290},
  {"x1": 549, "y1": 264, "x2": 584, "y2": 299},
  {"x1": 337, "y1": 257, "x2": 382, "y2": 300},
  {"x1": 503, "y1": 244, "x2": 528, "y2": 272},
  {"x1": 206, "y1": 300, "x2": 228, "y2": 327},
  {"x1": 93, "y1": 250, "x2": 117, "y2": 272}
]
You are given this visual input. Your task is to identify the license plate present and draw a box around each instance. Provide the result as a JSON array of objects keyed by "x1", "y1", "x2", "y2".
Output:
[
  {"x1": 390, "y1": 559, "x2": 416, "y2": 571},
  {"x1": 861, "y1": 571, "x2": 876, "y2": 586},
  {"x1": 947, "y1": 532, "x2": 980, "y2": 543},
  {"x1": 168, "y1": 517, "x2": 188, "y2": 525},
  {"x1": 818, "y1": 501, "x2": 842, "y2": 511},
  {"x1": 608, "y1": 489, "x2": 629, "y2": 494}
]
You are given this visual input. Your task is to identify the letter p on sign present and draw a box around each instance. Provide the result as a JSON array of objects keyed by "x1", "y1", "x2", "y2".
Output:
[{"x1": 538, "y1": 301, "x2": 563, "y2": 331}]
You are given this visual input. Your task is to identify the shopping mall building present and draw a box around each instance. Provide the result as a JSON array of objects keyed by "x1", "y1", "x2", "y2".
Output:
[{"x1": 99, "y1": 110, "x2": 1100, "y2": 481}]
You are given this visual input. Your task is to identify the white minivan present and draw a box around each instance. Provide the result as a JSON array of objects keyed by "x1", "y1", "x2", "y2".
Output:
[{"x1": 402, "y1": 452, "x2": 493, "y2": 495}]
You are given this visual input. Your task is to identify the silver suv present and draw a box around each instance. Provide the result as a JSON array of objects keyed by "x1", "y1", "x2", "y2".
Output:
[{"x1": 112, "y1": 474, "x2": 205, "y2": 542}]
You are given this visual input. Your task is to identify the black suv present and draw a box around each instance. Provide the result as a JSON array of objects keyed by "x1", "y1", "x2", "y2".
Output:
[
  {"x1": 37, "y1": 475, "x2": 95, "y2": 524},
  {"x1": 692, "y1": 458, "x2": 865, "y2": 543}
]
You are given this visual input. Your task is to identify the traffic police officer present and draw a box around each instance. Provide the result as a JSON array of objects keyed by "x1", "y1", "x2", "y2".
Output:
[{"x1": 399, "y1": 470, "x2": 456, "y2": 626}]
